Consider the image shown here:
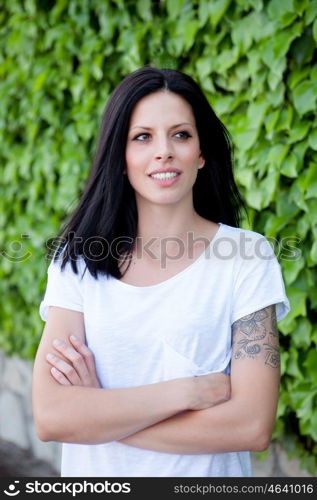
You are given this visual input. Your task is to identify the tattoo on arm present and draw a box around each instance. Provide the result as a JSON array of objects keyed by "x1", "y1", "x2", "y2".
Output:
[{"x1": 232, "y1": 305, "x2": 280, "y2": 369}]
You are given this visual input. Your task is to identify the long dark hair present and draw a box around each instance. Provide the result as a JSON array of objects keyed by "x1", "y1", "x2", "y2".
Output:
[{"x1": 53, "y1": 66, "x2": 246, "y2": 279}]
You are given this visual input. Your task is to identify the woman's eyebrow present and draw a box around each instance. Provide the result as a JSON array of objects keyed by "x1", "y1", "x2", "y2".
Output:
[{"x1": 130, "y1": 122, "x2": 194, "y2": 131}]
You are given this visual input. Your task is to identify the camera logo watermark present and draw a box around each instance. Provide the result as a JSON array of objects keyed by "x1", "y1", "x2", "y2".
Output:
[{"x1": 3, "y1": 481, "x2": 20, "y2": 496}]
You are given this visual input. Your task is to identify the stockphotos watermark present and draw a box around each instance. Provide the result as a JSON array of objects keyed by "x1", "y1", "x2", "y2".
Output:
[
  {"x1": 0, "y1": 232, "x2": 302, "y2": 268},
  {"x1": 3, "y1": 480, "x2": 131, "y2": 496}
]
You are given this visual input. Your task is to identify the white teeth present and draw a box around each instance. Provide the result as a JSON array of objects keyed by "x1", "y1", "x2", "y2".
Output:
[{"x1": 151, "y1": 172, "x2": 179, "y2": 180}]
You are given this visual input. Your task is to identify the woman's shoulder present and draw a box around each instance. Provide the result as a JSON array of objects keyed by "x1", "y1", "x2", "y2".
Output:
[
  {"x1": 47, "y1": 252, "x2": 88, "y2": 280},
  {"x1": 200, "y1": 219, "x2": 267, "y2": 242},
  {"x1": 216, "y1": 223, "x2": 275, "y2": 260},
  {"x1": 219, "y1": 223, "x2": 270, "y2": 244},
  {"x1": 219, "y1": 222, "x2": 264, "y2": 237}
]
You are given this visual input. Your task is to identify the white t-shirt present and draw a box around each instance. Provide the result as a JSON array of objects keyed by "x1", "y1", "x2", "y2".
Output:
[{"x1": 39, "y1": 222, "x2": 290, "y2": 477}]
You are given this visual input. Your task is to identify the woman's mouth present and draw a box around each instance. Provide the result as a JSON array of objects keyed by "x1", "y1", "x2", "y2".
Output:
[{"x1": 149, "y1": 171, "x2": 181, "y2": 186}]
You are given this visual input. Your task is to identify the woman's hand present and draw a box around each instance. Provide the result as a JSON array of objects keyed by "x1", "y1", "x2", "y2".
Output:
[
  {"x1": 188, "y1": 372, "x2": 231, "y2": 410},
  {"x1": 46, "y1": 336, "x2": 101, "y2": 388}
]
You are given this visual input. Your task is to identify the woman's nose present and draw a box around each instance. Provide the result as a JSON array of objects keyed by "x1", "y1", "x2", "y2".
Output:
[
  {"x1": 155, "y1": 152, "x2": 173, "y2": 161},
  {"x1": 154, "y1": 138, "x2": 173, "y2": 161}
]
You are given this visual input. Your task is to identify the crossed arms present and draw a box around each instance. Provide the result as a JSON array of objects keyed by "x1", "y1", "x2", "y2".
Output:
[{"x1": 32, "y1": 304, "x2": 280, "y2": 454}]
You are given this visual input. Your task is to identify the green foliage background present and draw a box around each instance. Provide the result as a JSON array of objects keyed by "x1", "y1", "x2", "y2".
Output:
[{"x1": 0, "y1": 0, "x2": 316, "y2": 474}]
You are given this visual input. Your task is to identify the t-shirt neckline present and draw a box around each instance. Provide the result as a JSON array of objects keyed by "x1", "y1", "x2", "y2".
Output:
[{"x1": 113, "y1": 222, "x2": 226, "y2": 291}]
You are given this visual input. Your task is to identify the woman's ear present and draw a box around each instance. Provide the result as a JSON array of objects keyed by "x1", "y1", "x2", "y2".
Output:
[{"x1": 198, "y1": 153, "x2": 205, "y2": 169}]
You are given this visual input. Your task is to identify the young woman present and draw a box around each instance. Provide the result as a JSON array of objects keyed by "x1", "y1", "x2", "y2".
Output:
[{"x1": 32, "y1": 66, "x2": 290, "y2": 477}]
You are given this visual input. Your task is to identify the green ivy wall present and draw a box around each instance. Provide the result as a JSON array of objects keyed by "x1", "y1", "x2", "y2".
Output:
[{"x1": 0, "y1": 0, "x2": 316, "y2": 474}]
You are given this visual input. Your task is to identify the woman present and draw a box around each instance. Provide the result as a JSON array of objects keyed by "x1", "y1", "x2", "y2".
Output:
[{"x1": 32, "y1": 66, "x2": 290, "y2": 477}]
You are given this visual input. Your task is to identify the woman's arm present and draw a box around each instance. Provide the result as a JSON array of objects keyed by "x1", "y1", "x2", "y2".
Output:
[
  {"x1": 32, "y1": 306, "x2": 230, "y2": 444},
  {"x1": 119, "y1": 305, "x2": 279, "y2": 454},
  {"x1": 45, "y1": 305, "x2": 279, "y2": 454}
]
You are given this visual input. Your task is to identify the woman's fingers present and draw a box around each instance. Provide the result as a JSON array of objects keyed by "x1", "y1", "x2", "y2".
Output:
[
  {"x1": 52, "y1": 338, "x2": 90, "y2": 382},
  {"x1": 69, "y1": 336, "x2": 99, "y2": 384},
  {"x1": 46, "y1": 353, "x2": 81, "y2": 385},
  {"x1": 49, "y1": 337, "x2": 101, "y2": 388},
  {"x1": 50, "y1": 366, "x2": 71, "y2": 385}
]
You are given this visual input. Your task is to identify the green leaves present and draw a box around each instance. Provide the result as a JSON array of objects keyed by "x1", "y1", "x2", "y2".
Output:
[
  {"x1": 267, "y1": 0, "x2": 296, "y2": 24},
  {"x1": 209, "y1": 0, "x2": 232, "y2": 27},
  {"x1": 166, "y1": 0, "x2": 185, "y2": 20},
  {"x1": 292, "y1": 80, "x2": 317, "y2": 115}
]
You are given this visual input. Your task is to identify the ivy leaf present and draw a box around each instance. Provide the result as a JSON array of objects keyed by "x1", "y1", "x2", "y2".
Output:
[
  {"x1": 311, "y1": 326, "x2": 317, "y2": 344},
  {"x1": 313, "y1": 19, "x2": 317, "y2": 42},
  {"x1": 267, "y1": 0, "x2": 296, "y2": 21},
  {"x1": 267, "y1": 82, "x2": 285, "y2": 106},
  {"x1": 209, "y1": 0, "x2": 232, "y2": 27},
  {"x1": 290, "y1": 27, "x2": 316, "y2": 66},
  {"x1": 259, "y1": 170, "x2": 280, "y2": 208},
  {"x1": 275, "y1": 104, "x2": 294, "y2": 131},
  {"x1": 183, "y1": 20, "x2": 200, "y2": 51},
  {"x1": 304, "y1": 350, "x2": 317, "y2": 384},
  {"x1": 308, "y1": 128, "x2": 317, "y2": 150},
  {"x1": 247, "y1": 99, "x2": 269, "y2": 129},
  {"x1": 245, "y1": 186, "x2": 263, "y2": 211},
  {"x1": 286, "y1": 347, "x2": 305, "y2": 380},
  {"x1": 276, "y1": 202, "x2": 294, "y2": 229},
  {"x1": 283, "y1": 256, "x2": 306, "y2": 286},
  {"x1": 166, "y1": 0, "x2": 185, "y2": 20},
  {"x1": 264, "y1": 110, "x2": 280, "y2": 136},
  {"x1": 231, "y1": 15, "x2": 253, "y2": 52},
  {"x1": 310, "y1": 242, "x2": 317, "y2": 265},
  {"x1": 198, "y1": 0, "x2": 210, "y2": 27},
  {"x1": 288, "y1": 382, "x2": 315, "y2": 410},
  {"x1": 195, "y1": 57, "x2": 212, "y2": 79},
  {"x1": 260, "y1": 28, "x2": 301, "y2": 69},
  {"x1": 296, "y1": 214, "x2": 310, "y2": 239},
  {"x1": 264, "y1": 214, "x2": 288, "y2": 238},
  {"x1": 215, "y1": 47, "x2": 240, "y2": 72},
  {"x1": 234, "y1": 128, "x2": 259, "y2": 152},
  {"x1": 306, "y1": 200, "x2": 317, "y2": 226},
  {"x1": 136, "y1": 0, "x2": 152, "y2": 21},
  {"x1": 284, "y1": 287, "x2": 307, "y2": 321},
  {"x1": 288, "y1": 66, "x2": 311, "y2": 90},
  {"x1": 292, "y1": 81, "x2": 317, "y2": 115},
  {"x1": 280, "y1": 153, "x2": 299, "y2": 178},
  {"x1": 305, "y1": 0, "x2": 317, "y2": 25},
  {"x1": 267, "y1": 144, "x2": 290, "y2": 168},
  {"x1": 305, "y1": 412, "x2": 317, "y2": 442},
  {"x1": 235, "y1": 166, "x2": 254, "y2": 189},
  {"x1": 292, "y1": 317, "x2": 312, "y2": 348},
  {"x1": 305, "y1": 175, "x2": 317, "y2": 200},
  {"x1": 287, "y1": 121, "x2": 311, "y2": 143}
]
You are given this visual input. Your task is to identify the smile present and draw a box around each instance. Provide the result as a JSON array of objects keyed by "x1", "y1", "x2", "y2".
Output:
[
  {"x1": 150, "y1": 172, "x2": 180, "y2": 180},
  {"x1": 149, "y1": 172, "x2": 181, "y2": 186}
]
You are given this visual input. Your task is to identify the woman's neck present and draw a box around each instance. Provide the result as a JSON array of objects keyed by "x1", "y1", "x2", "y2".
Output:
[{"x1": 136, "y1": 203, "x2": 202, "y2": 242}]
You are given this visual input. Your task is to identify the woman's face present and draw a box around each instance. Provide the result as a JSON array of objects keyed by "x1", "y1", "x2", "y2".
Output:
[{"x1": 125, "y1": 90, "x2": 205, "y2": 208}]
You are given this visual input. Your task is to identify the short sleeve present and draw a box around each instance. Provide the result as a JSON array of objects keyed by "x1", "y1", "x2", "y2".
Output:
[
  {"x1": 231, "y1": 232, "x2": 290, "y2": 325},
  {"x1": 39, "y1": 257, "x2": 84, "y2": 322}
]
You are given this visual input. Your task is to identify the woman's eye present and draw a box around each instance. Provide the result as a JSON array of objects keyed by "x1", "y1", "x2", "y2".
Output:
[
  {"x1": 175, "y1": 131, "x2": 192, "y2": 139},
  {"x1": 133, "y1": 133, "x2": 150, "y2": 141}
]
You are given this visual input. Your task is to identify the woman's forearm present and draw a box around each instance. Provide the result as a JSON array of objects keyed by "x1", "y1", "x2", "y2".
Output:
[
  {"x1": 119, "y1": 397, "x2": 269, "y2": 454},
  {"x1": 33, "y1": 377, "x2": 190, "y2": 444}
]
